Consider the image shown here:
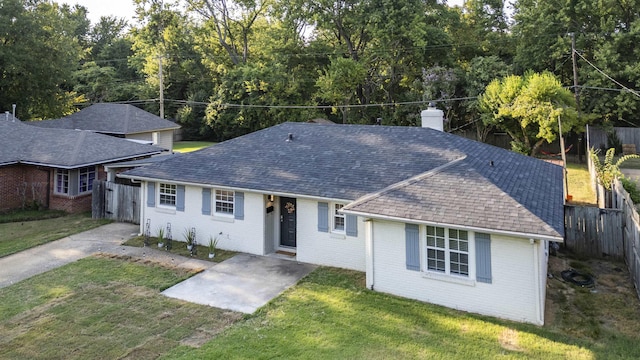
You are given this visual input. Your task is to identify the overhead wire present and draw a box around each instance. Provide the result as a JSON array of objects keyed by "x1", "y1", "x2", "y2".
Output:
[{"x1": 574, "y1": 50, "x2": 640, "y2": 98}]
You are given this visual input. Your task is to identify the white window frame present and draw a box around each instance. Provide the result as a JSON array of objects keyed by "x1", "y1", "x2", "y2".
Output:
[
  {"x1": 159, "y1": 183, "x2": 177, "y2": 207},
  {"x1": 332, "y1": 203, "x2": 345, "y2": 233},
  {"x1": 55, "y1": 169, "x2": 69, "y2": 195},
  {"x1": 425, "y1": 226, "x2": 469, "y2": 278},
  {"x1": 78, "y1": 166, "x2": 96, "y2": 193},
  {"x1": 215, "y1": 189, "x2": 234, "y2": 216}
]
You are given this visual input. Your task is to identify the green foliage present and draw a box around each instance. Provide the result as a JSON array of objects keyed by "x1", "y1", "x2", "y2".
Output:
[
  {"x1": 621, "y1": 177, "x2": 640, "y2": 204},
  {"x1": 0, "y1": 0, "x2": 86, "y2": 119},
  {"x1": 479, "y1": 71, "x2": 581, "y2": 155},
  {"x1": 590, "y1": 147, "x2": 640, "y2": 189}
]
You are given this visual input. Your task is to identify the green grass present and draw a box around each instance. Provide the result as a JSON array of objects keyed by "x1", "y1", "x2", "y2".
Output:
[
  {"x1": 163, "y1": 267, "x2": 640, "y2": 360},
  {"x1": 566, "y1": 162, "x2": 596, "y2": 205},
  {"x1": 0, "y1": 212, "x2": 110, "y2": 258},
  {"x1": 123, "y1": 236, "x2": 238, "y2": 263},
  {"x1": 0, "y1": 255, "x2": 241, "y2": 359},
  {"x1": 2, "y1": 259, "x2": 639, "y2": 359},
  {"x1": 0, "y1": 209, "x2": 67, "y2": 224},
  {"x1": 173, "y1": 141, "x2": 215, "y2": 153}
]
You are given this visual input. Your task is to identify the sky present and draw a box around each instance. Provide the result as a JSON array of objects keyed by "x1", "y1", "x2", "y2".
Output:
[{"x1": 58, "y1": 0, "x2": 466, "y2": 25}]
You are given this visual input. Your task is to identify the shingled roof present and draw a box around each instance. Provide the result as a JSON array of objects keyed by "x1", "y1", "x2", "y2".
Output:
[
  {"x1": 121, "y1": 122, "x2": 564, "y2": 239},
  {"x1": 28, "y1": 103, "x2": 180, "y2": 135},
  {"x1": 0, "y1": 120, "x2": 164, "y2": 168}
]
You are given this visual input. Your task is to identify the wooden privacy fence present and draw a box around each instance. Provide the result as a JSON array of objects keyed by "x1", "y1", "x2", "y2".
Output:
[
  {"x1": 564, "y1": 205, "x2": 624, "y2": 259},
  {"x1": 612, "y1": 179, "x2": 640, "y2": 300},
  {"x1": 92, "y1": 180, "x2": 140, "y2": 224}
]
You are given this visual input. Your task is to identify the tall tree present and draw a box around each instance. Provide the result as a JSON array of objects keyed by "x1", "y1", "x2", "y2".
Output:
[
  {"x1": 479, "y1": 72, "x2": 581, "y2": 156},
  {"x1": 0, "y1": 0, "x2": 86, "y2": 119},
  {"x1": 186, "y1": 0, "x2": 269, "y2": 65}
]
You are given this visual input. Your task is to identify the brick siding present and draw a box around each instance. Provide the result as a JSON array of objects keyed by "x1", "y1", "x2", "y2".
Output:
[{"x1": 0, "y1": 165, "x2": 106, "y2": 213}]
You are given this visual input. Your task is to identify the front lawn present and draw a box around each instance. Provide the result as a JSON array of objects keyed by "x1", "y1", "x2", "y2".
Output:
[
  {"x1": 0, "y1": 212, "x2": 110, "y2": 258},
  {"x1": 166, "y1": 267, "x2": 640, "y2": 359},
  {"x1": 2, "y1": 256, "x2": 639, "y2": 359},
  {"x1": 0, "y1": 255, "x2": 241, "y2": 359}
]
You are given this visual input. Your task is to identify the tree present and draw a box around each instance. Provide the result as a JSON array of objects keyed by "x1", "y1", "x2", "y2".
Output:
[
  {"x1": 0, "y1": 0, "x2": 86, "y2": 119},
  {"x1": 479, "y1": 71, "x2": 581, "y2": 156},
  {"x1": 186, "y1": 0, "x2": 269, "y2": 65},
  {"x1": 315, "y1": 57, "x2": 367, "y2": 123}
]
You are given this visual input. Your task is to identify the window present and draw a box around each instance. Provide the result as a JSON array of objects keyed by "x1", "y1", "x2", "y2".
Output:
[
  {"x1": 159, "y1": 183, "x2": 177, "y2": 206},
  {"x1": 426, "y1": 226, "x2": 469, "y2": 277},
  {"x1": 78, "y1": 166, "x2": 96, "y2": 193},
  {"x1": 55, "y1": 169, "x2": 69, "y2": 194},
  {"x1": 333, "y1": 203, "x2": 345, "y2": 232},
  {"x1": 215, "y1": 190, "x2": 234, "y2": 215}
]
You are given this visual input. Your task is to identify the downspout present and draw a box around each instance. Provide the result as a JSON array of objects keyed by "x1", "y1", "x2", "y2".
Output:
[
  {"x1": 46, "y1": 169, "x2": 51, "y2": 209},
  {"x1": 365, "y1": 219, "x2": 375, "y2": 290},
  {"x1": 139, "y1": 181, "x2": 146, "y2": 235},
  {"x1": 532, "y1": 239, "x2": 543, "y2": 325}
]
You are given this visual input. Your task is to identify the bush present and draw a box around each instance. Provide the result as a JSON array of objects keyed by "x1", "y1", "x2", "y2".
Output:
[{"x1": 621, "y1": 177, "x2": 640, "y2": 204}]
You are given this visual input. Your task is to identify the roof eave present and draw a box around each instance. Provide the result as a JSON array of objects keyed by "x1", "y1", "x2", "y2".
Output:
[
  {"x1": 19, "y1": 150, "x2": 164, "y2": 170},
  {"x1": 342, "y1": 209, "x2": 564, "y2": 242},
  {"x1": 117, "y1": 173, "x2": 354, "y2": 203}
]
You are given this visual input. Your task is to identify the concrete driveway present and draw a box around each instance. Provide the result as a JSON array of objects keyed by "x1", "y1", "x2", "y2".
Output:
[
  {"x1": 162, "y1": 253, "x2": 316, "y2": 313},
  {"x1": 0, "y1": 222, "x2": 139, "y2": 288}
]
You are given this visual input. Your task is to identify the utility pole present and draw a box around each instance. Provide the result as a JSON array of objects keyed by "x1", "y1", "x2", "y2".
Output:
[
  {"x1": 571, "y1": 33, "x2": 583, "y2": 162},
  {"x1": 559, "y1": 115, "x2": 569, "y2": 201},
  {"x1": 158, "y1": 56, "x2": 165, "y2": 119}
]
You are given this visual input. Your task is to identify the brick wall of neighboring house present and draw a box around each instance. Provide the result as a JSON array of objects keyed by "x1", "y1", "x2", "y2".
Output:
[
  {"x1": 0, "y1": 165, "x2": 49, "y2": 212},
  {"x1": 48, "y1": 166, "x2": 107, "y2": 213}
]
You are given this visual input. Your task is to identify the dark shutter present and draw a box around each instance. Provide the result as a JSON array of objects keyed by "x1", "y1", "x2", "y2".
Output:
[
  {"x1": 234, "y1": 192, "x2": 244, "y2": 220},
  {"x1": 176, "y1": 185, "x2": 185, "y2": 211},
  {"x1": 147, "y1": 182, "x2": 155, "y2": 207},
  {"x1": 475, "y1": 233, "x2": 492, "y2": 284},
  {"x1": 317, "y1": 202, "x2": 329, "y2": 232},
  {"x1": 201, "y1": 188, "x2": 211, "y2": 215},
  {"x1": 405, "y1": 223, "x2": 420, "y2": 271},
  {"x1": 346, "y1": 214, "x2": 358, "y2": 236}
]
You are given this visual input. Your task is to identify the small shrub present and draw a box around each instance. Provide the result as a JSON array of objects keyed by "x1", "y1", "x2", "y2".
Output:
[{"x1": 621, "y1": 177, "x2": 640, "y2": 204}]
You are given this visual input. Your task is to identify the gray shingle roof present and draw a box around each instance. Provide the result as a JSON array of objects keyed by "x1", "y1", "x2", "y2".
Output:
[
  {"x1": 0, "y1": 120, "x2": 164, "y2": 168},
  {"x1": 122, "y1": 122, "x2": 564, "y2": 238},
  {"x1": 28, "y1": 103, "x2": 180, "y2": 134}
]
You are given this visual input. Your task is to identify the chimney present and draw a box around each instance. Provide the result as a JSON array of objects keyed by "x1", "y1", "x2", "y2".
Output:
[{"x1": 420, "y1": 103, "x2": 444, "y2": 131}]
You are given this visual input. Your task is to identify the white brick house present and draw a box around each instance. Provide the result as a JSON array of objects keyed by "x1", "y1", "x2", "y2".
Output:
[{"x1": 121, "y1": 120, "x2": 564, "y2": 325}]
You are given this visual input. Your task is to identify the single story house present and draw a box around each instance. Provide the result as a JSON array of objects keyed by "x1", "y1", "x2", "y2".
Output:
[
  {"x1": 0, "y1": 119, "x2": 163, "y2": 213},
  {"x1": 120, "y1": 114, "x2": 564, "y2": 325},
  {"x1": 28, "y1": 103, "x2": 180, "y2": 151}
]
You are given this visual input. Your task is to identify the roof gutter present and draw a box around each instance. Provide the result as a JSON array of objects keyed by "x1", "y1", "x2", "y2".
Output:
[
  {"x1": 341, "y1": 208, "x2": 564, "y2": 242},
  {"x1": 117, "y1": 174, "x2": 354, "y2": 203}
]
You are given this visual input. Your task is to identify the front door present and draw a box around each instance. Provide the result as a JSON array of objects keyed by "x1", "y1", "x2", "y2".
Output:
[{"x1": 280, "y1": 197, "x2": 297, "y2": 247}]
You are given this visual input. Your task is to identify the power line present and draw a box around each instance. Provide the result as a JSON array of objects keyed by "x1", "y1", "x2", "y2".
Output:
[{"x1": 574, "y1": 50, "x2": 640, "y2": 98}]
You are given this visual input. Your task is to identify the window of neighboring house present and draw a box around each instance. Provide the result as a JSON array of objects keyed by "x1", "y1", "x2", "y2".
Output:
[
  {"x1": 426, "y1": 226, "x2": 469, "y2": 277},
  {"x1": 159, "y1": 183, "x2": 177, "y2": 207},
  {"x1": 78, "y1": 166, "x2": 96, "y2": 193},
  {"x1": 55, "y1": 169, "x2": 69, "y2": 194},
  {"x1": 215, "y1": 190, "x2": 234, "y2": 215},
  {"x1": 333, "y1": 203, "x2": 345, "y2": 232}
]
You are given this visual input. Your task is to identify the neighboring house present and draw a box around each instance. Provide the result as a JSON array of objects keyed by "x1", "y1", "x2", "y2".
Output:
[
  {"x1": 0, "y1": 119, "x2": 163, "y2": 213},
  {"x1": 28, "y1": 103, "x2": 180, "y2": 151},
  {"x1": 120, "y1": 118, "x2": 564, "y2": 325}
]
